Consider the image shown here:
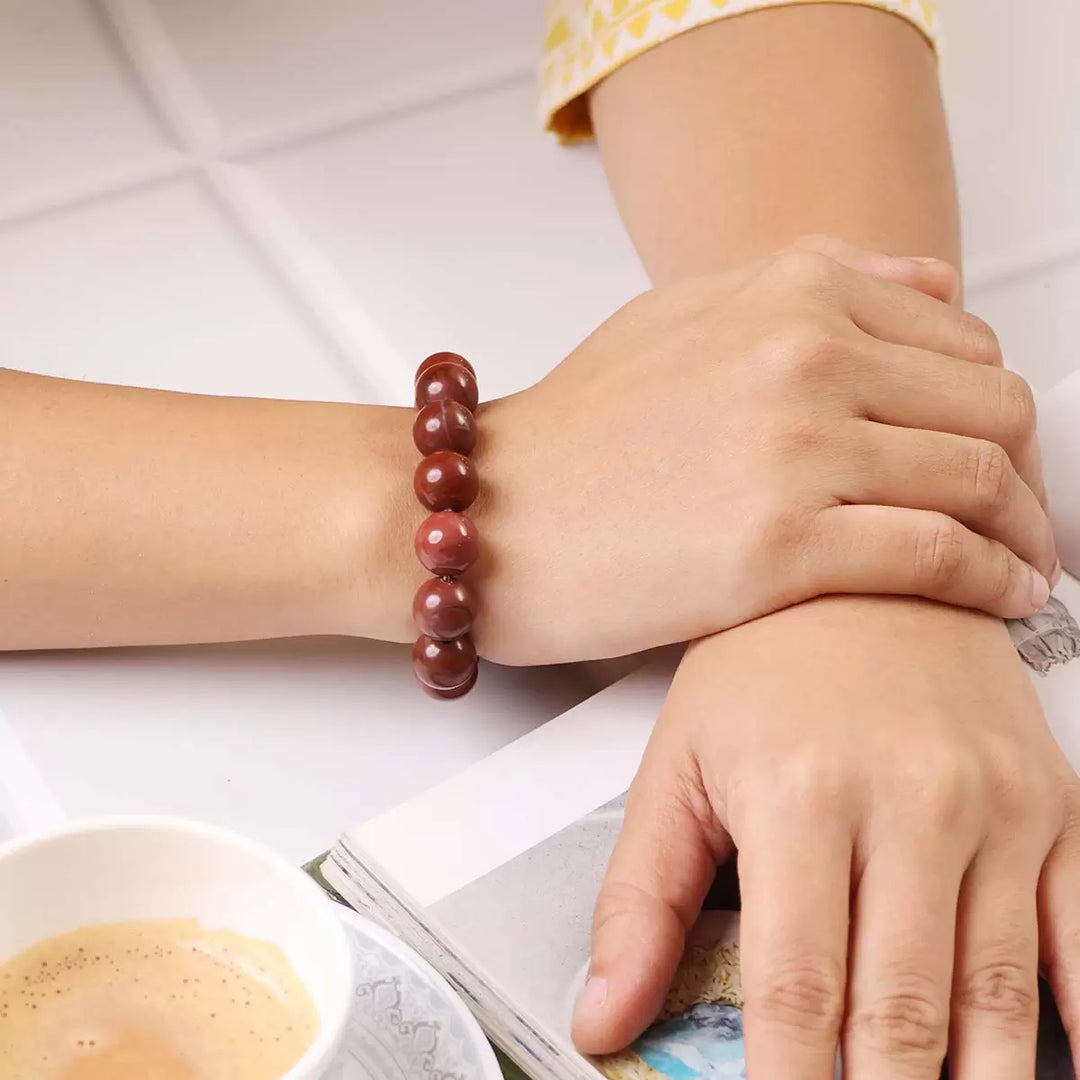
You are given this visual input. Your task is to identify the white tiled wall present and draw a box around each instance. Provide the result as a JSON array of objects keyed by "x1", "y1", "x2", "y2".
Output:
[
  {"x1": 252, "y1": 82, "x2": 642, "y2": 401},
  {"x1": 143, "y1": 0, "x2": 542, "y2": 145},
  {"x1": 943, "y1": 0, "x2": 1080, "y2": 390},
  {"x1": 0, "y1": 177, "x2": 372, "y2": 398},
  {"x1": 0, "y1": 0, "x2": 180, "y2": 219}
]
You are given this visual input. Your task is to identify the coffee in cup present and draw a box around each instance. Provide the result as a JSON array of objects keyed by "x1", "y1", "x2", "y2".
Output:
[
  {"x1": 0, "y1": 917, "x2": 319, "y2": 1079},
  {"x1": 0, "y1": 818, "x2": 354, "y2": 1080}
]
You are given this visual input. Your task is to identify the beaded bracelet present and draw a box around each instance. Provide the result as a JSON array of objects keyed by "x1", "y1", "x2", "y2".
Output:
[{"x1": 410, "y1": 352, "x2": 481, "y2": 699}]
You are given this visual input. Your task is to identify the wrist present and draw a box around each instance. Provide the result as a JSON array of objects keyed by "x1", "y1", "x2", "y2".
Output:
[
  {"x1": 463, "y1": 393, "x2": 540, "y2": 665},
  {"x1": 323, "y1": 404, "x2": 419, "y2": 643},
  {"x1": 718, "y1": 594, "x2": 1019, "y2": 658},
  {"x1": 777, "y1": 593, "x2": 1014, "y2": 639},
  {"x1": 334, "y1": 390, "x2": 534, "y2": 658}
]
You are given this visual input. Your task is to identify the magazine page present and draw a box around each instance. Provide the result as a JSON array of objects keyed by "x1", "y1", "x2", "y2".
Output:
[
  {"x1": 324, "y1": 656, "x2": 677, "y2": 1080},
  {"x1": 426, "y1": 794, "x2": 625, "y2": 1063},
  {"x1": 340, "y1": 655, "x2": 677, "y2": 908}
]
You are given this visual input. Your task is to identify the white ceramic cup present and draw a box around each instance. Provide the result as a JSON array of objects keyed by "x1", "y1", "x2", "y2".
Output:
[{"x1": 0, "y1": 816, "x2": 354, "y2": 1078}]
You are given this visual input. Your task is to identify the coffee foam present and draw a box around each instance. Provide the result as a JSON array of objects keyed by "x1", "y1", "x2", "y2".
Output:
[{"x1": 0, "y1": 918, "x2": 318, "y2": 1080}]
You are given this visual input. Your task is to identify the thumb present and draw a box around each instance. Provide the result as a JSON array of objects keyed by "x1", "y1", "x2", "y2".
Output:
[
  {"x1": 795, "y1": 233, "x2": 960, "y2": 304},
  {"x1": 572, "y1": 759, "x2": 733, "y2": 1055}
]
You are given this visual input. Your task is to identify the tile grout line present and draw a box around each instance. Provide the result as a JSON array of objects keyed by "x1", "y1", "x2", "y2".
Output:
[
  {"x1": 202, "y1": 164, "x2": 410, "y2": 405},
  {"x1": 95, "y1": 0, "x2": 413, "y2": 404},
  {"x1": 220, "y1": 53, "x2": 537, "y2": 163},
  {"x1": 0, "y1": 27, "x2": 535, "y2": 270},
  {"x1": 0, "y1": 158, "x2": 194, "y2": 233},
  {"x1": 89, "y1": 0, "x2": 218, "y2": 153}
]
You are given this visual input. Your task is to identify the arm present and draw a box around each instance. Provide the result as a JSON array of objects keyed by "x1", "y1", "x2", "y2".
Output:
[
  {"x1": 0, "y1": 273, "x2": 1050, "y2": 661},
  {"x1": 591, "y1": 3, "x2": 959, "y2": 277},
  {"x1": 578, "y1": 6, "x2": 1080, "y2": 1076},
  {"x1": 0, "y1": 368, "x2": 416, "y2": 648}
]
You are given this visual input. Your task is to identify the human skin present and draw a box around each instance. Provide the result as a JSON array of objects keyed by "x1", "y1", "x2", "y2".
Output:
[
  {"x1": 0, "y1": 251, "x2": 1051, "y2": 658},
  {"x1": 575, "y1": 7, "x2": 1080, "y2": 1079}
]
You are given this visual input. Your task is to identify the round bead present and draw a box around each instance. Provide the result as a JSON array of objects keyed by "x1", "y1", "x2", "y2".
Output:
[
  {"x1": 416, "y1": 351, "x2": 475, "y2": 383},
  {"x1": 413, "y1": 577, "x2": 474, "y2": 640},
  {"x1": 427, "y1": 665, "x2": 478, "y2": 700},
  {"x1": 413, "y1": 450, "x2": 479, "y2": 512},
  {"x1": 415, "y1": 363, "x2": 479, "y2": 413},
  {"x1": 412, "y1": 634, "x2": 478, "y2": 695},
  {"x1": 412, "y1": 400, "x2": 477, "y2": 456},
  {"x1": 414, "y1": 511, "x2": 478, "y2": 576}
]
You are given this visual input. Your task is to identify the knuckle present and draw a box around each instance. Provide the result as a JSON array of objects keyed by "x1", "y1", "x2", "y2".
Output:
[
  {"x1": 998, "y1": 370, "x2": 1038, "y2": 439},
  {"x1": 848, "y1": 982, "x2": 948, "y2": 1059},
  {"x1": 767, "y1": 319, "x2": 852, "y2": 387},
  {"x1": 913, "y1": 514, "x2": 968, "y2": 591},
  {"x1": 964, "y1": 439, "x2": 1011, "y2": 515},
  {"x1": 989, "y1": 768, "x2": 1042, "y2": 826},
  {"x1": 957, "y1": 312, "x2": 1003, "y2": 366},
  {"x1": 898, "y1": 745, "x2": 983, "y2": 822},
  {"x1": 773, "y1": 751, "x2": 850, "y2": 816},
  {"x1": 986, "y1": 541, "x2": 1018, "y2": 605},
  {"x1": 771, "y1": 246, "x2": 838, "y2": 288},
  {"x1": 590, "y1": 880, "x2": 663, "y2": 940},
  {"x1": 775, "y1": 419, "x2": 829, "y2": 460},
  {"x1": 955, "y1": 959, "x2": 1037, "y2": 1030},
  {"x1": 982, "y1": 745, "x2": 1046, "y2": 825},
  {"x1": 749, "y1": 957, "x2": 847, "y2": 1035}
]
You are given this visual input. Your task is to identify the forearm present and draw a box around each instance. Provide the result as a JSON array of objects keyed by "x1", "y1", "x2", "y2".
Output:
[
  {"x1": 0, "y1": 368, "x2": 416, "y2": 649},
  {"x1": 591, "y1": 3, "x2": 960, "y2": 279}
]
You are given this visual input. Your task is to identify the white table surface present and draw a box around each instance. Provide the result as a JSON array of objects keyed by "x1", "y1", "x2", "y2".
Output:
[
  {"x1": 0, "y1": 639, "x2": 592, "y2": 859},
  {"x1": 0, "y1": 0, "x2": 1078, "y2": 859}
]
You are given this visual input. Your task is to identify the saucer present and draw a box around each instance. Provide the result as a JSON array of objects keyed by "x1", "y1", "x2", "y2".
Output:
[{"x1": 326, "y1": 906, "x2": 503, "y2": 1080}]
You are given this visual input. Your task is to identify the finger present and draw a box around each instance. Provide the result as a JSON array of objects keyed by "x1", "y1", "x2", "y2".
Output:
[
  {"x1": 840, "y1": 424, "x2": 1056, "y2": 579},
  {"x1": 791, "y1": 239, "x2": 996, "y2": 366},
  {"x1": 843, "y1": 273, "x2": 1001, "y2": 367},
  {"x1": 1037, "y1": 797, "x2": 1080, "y2": 1064},
  {"x1": 795, "y1": 235, "x2": 960, "y2": 304},
  {"x1": 949, "y1": 843, "x2": 1042, "y2": 1080},
  {"x1": 572, "y1": 754, "x2": 732, "y2": 1054},
  {"x1": 811, "y1": 504, "x2": 1050, "y2": 620},
  {"x1": 863, "y1": 345, "x2": 1046, "y2": 508},
  {"x1": 843, "y1": 837, "x2": 968, "y2": 1079},
  {"x1": 738, "y1": 805, "x2": 851, "y2": 1080}
]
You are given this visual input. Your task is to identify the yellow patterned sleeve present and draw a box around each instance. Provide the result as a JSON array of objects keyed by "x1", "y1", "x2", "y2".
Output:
[{"x1": 540, "y1": 0, "x2": 939, "y2": 142}]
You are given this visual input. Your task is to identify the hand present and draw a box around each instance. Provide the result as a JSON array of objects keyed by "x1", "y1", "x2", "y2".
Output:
[
  {"x1": 471, "y1": 238, "x2": 1054, "y2": 665},
  {"x1": 573, "y1": 596, "x2": 1080, "y2": 1079}
]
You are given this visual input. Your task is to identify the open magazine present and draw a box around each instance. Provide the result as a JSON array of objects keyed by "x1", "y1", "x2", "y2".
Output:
[
  {"x1": 322, "y1": 660, "x2": 674, "y2": 1080},
  {"x1": 320, "y1": 658, "x2": 1077, "y2": 1080}
]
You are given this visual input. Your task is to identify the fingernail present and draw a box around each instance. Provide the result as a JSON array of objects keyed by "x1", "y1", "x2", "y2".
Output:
[
  {"x1": 1031, "y1": 566, "x2": 1051, "y2": 610},
  {"x1": 908, "y1": 256, "x2": 941, "y2": 264},
  {"x1": 1051, "y1": 560, "x2": 1063, "y2": 590},
  {"x1": 574, "y1": 976, "x2": 608, "y2": 1022}
]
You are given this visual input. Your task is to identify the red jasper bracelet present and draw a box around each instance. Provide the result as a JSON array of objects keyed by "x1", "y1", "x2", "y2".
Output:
[{"x1": 410, "y1": 352, "x2": 480, "y2": 699}]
